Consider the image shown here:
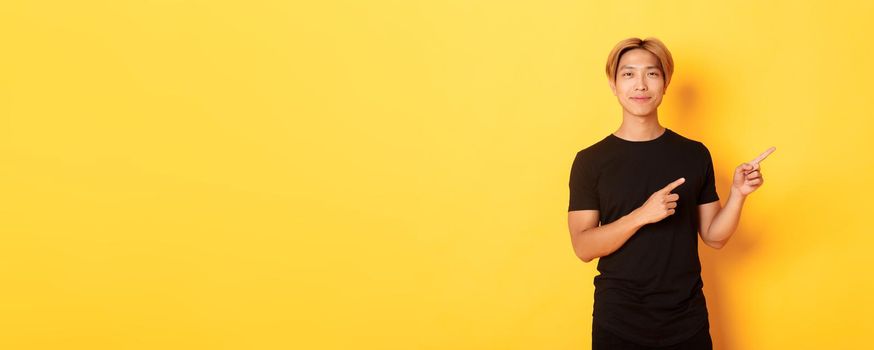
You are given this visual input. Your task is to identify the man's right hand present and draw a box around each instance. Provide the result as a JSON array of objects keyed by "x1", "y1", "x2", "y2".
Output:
[{"x1": 634, "y1": 177, "x2": 685, "y2": 225}]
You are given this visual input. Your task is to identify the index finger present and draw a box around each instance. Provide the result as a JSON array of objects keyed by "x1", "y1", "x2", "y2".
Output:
[
  {"x1": 661, "y1": 177, "x2": 686, "y2": 193},
  {"x1": 750, "y1": 146, "x2": 776, "y2": 164}
]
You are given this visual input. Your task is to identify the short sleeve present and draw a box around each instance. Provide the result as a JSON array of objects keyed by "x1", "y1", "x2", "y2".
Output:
[
  {"x1": 697, "y1": 144, "x2": 720, "y2": 205},
  {"x1": 568, "y1": 151, "x2": 600, "y2": 211}
]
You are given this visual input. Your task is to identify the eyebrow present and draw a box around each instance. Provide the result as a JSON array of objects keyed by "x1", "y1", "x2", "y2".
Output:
[{"x1": 619, "y1": 65, "x2": 660, "y2": 70}]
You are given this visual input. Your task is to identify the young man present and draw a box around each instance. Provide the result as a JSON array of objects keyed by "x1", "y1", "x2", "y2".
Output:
[{"x1": 567, "y1": 37, "x2": 775, "y2": 349}]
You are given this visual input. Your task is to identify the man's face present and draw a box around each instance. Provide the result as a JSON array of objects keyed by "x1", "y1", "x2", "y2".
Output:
[{"x1": 609, "y1": 48, "x2": 666, "y2": 117}]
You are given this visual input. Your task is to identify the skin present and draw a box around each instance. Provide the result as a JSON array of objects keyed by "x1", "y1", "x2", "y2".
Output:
[{"x1": 568, "y1": 48, "x2": 776, "y2": 262}]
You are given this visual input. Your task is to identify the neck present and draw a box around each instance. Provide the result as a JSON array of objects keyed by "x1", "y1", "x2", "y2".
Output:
[{"x1": 614, "y1": 112, "x2": 664, "y2": 141}]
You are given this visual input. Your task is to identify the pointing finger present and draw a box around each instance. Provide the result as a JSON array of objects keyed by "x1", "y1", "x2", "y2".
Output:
[
  {"x1": 750, "y1": 146, "x2": 776, "y2": 165},
  {"x1": 661, "y1": 177, "x2": 685, "y2": 193}
]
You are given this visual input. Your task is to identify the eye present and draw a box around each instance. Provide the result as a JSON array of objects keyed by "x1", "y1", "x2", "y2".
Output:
[
  {"x1": 622, "y1": 72, "x2": 632, "y2": 77},
  {"x1": 649, "y1": 72, "x2": 659, "y2": 76}
]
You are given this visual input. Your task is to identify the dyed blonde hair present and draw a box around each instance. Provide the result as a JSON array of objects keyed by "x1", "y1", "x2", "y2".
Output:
[{"x1": 605, "y1": 37, "x2": 674, "y2": 89}]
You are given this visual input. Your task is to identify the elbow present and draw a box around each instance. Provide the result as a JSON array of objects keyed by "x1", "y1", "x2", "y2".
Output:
[
  {"x1": 575, "y1": 246, "x2": 599, "y2": 263},
  {"x1": 705, "y1": 238, "x2": 726, "y2": 250},
  {"x1": 573, "y1": 247, "x2": 594, "y2": 263},
  {"x1": 700, "y1": 229, "x2": 726, "y2": 250},
  {"x1": 571, "y1": 229, "x2": 596, "y2": 263},
  {"x1": 577, "y1": 254, "x2": 594, "y2": 263}
]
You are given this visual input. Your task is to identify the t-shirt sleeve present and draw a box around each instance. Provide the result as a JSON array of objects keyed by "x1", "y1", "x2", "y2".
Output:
[
  {"x1": 697, "y1": 144, "x2": 720, "y2": 205},
  {"x1": 568, "y1": 151, "x2": 600, "y2": 211}
]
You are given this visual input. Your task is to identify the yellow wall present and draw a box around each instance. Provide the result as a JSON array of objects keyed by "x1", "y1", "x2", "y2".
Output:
[{"x1": 1, "y1": 1, "x2": 872, "y2": 349}]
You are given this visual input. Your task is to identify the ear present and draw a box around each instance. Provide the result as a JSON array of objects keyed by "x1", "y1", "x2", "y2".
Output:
[{"x1": 608, "y1": 80, "x2": 617, "y2": 95}]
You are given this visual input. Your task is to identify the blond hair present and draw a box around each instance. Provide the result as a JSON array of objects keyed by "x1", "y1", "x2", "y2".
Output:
[{"x1": 606, "y1": 37, "x2": 674, "y2": 89}]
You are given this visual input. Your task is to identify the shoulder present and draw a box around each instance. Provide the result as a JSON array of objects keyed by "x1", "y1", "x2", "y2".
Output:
[
  {"x1": 575, "y1": 135, "x2": 612, "y2": 159},
  {"x1": 668, "y1": 128, "x2": 704, "y2": 147},
  {"x1": 668, "y1": 129, "x2": 711, "y2": 155},
  {"x1": 570, "y1": 137, "x2": 612, "y2": 178}
]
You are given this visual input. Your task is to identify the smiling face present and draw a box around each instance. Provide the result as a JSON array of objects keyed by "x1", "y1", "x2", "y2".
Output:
[{"x1": 609, "y1": 48, "x2": 667, "y2": 118}]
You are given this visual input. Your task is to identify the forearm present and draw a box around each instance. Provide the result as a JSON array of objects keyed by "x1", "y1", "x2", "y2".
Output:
[
  {"x1": 573, "y1": 210, "x2": 646, "y2": 262},
  {"x1": 703, "y1": 188, "x2": 747, "y2": 247}
]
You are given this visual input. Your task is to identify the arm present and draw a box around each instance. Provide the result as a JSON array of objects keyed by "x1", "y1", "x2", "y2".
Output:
[
  {"x1": 697, "y1": 189, "x2": 746, "y2": 249},
  {"x1": 698, "y1": 146, "x2": 775, "y2": 249},
  {"x1": 569, "y1": 177, "x2": 687, "y2": 262},
  {"x1": 568, "y1": 209, "x2": 646, "y2": 263}
]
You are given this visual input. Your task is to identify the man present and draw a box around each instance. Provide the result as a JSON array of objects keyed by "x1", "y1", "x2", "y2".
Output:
[{"x1": 567, "y1": 37, "x2": 775, "y2": 349}]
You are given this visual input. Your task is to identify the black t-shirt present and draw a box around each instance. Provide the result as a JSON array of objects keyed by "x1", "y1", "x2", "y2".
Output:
[{"x1": 568, "y1": 128, "x2": 719, "y2": 347}]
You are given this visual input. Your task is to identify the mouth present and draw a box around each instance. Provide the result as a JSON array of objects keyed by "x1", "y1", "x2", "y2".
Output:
[{"x1": 630, "y1": 97, "x2": 652, "y2": 103}]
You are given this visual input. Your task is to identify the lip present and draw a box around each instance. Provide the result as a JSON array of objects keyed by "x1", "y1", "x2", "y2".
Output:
[{"x1": 630, "y1": 96, "x2": 651, "y2": 102}]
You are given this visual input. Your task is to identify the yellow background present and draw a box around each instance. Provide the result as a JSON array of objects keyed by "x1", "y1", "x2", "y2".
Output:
[{"x1": 1, "y1": 1, "x2": 872, "y2": 349}]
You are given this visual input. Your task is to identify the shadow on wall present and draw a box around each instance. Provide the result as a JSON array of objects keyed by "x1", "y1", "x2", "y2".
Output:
[{"x1": 672, "y1": 75, "x2": 768, "y2": 350}]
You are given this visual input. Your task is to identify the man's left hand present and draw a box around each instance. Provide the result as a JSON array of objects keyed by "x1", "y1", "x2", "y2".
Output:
[{"x1": 731, "y1": 146, "x2": 776, "y2": 197}]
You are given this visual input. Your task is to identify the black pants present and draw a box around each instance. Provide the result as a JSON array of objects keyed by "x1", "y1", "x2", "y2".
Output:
[{"x1": 592, "y1": 321, "x2": 713, "y2": 350}]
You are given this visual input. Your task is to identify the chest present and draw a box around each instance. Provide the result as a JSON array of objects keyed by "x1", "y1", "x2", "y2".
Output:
[{"x1": 595, "y1": 147, "x2": 705, "y2": 214}]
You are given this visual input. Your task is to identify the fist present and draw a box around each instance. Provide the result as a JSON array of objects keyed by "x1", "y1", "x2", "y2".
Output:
[{"x1": 635, "y1": 177, "x2": 685, "y2": 225}]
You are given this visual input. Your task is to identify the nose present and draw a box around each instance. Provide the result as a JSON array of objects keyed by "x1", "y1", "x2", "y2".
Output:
[{"x1": 634, "y1": 76, "x2": 647, "y2": 91}]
